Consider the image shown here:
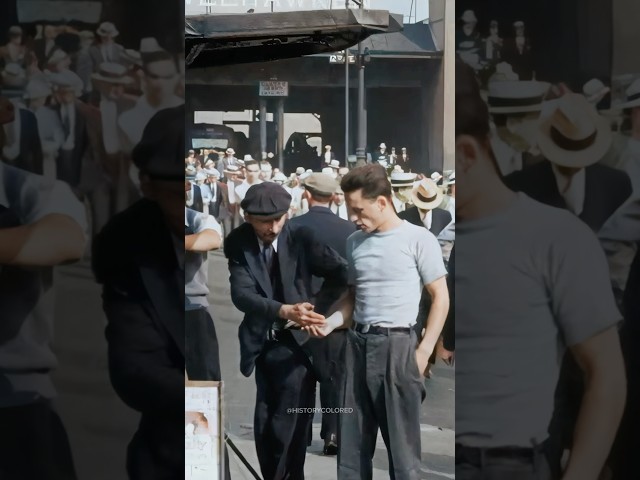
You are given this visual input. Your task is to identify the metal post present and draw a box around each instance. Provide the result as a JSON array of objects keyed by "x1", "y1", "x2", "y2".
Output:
[
  {"x1": 259, "y1": 98, "x2": 267, "y2": 158},
  {"x1": 355, "y1": 1, "x2": 367, "y2": 166},
  {"x1": 344, "y1": 1, "x2": 350, "y2": 166},
  {"x1": 276, "y1": 97, "x2": 285, "y2": 171}
]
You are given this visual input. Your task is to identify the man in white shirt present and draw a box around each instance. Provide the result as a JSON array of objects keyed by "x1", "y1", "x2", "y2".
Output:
[
  {"x1": 330, "y1": 187, "x2": 349, "y2": 220},
  {"x1": 234, "y1": 160, "x2": 263, "y2": 218}
]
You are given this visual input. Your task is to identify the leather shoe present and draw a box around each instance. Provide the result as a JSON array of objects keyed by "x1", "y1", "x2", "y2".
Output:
[{"x1": 323, "y1": 434, "x2": 338, "y2": 456}]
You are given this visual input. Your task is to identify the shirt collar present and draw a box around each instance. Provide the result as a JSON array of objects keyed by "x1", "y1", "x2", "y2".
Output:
[
  {"x1": 256, "y1": 234, "x2": 279, "y2": 253},
  {"x1": 551, "y1": 163, "x2": 586, "y2": 215}
]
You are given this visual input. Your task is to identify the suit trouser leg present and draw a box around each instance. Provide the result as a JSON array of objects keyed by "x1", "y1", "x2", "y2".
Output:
[
  {"x1": 185, "y1": 307, "x2": 221, "y2": 381},
  {"x1": 254, "y1": 339, "x2": 315, "y2": 480},
  {"x1": 374, "y1": 331, "x2": 425, "y2": 480},
  {"x1": 0, "y1": 400, "x2": 77, "y2": 480},
  {"x1": 338, "y1": 330, "x2": 379, "y2": 480},
  {"x1": 320, "y1": 329, "x2": 347, "y2": 441}
]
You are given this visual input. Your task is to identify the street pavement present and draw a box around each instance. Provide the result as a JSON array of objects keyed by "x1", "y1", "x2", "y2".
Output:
[{"x1": 48, "y1": 248, "x2": 454, "y2": 480}]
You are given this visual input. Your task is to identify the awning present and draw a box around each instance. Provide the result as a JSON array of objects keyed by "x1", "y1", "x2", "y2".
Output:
[{"x1": 185, "y1": 9, "x2": 403, "y2": 68}]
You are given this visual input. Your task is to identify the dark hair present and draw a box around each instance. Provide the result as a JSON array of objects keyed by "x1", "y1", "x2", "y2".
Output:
[
  {"x1": 455, "y1": 56, "x2": 490, "y2": 141},
  {"x1": 244, "y1": 160, "x2": 258, "y2": 169},
  {"x1": 340, "y1": 164, "x2": 392, "y2": 200}
]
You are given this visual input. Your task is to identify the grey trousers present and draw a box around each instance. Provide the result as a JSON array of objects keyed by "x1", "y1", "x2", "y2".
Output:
[{"x1": 338, "y1": 329, "x2": 426, "y2": 480}]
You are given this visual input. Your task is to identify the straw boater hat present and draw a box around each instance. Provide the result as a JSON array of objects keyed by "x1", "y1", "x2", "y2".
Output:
[
  {"x1": 48, "y1": 70, "x2": 84, "y2": 96},
  {"x1": 224, "y1": 164, "x2": 241, "y2": 176},
  {"x1": 1, "y1": 63, "x2": 26, "y2": 88},
  {"x1": 489, "y1": 62, "x2": 519, "y2": 83},
  {"x1": 411, "y1": 178, "x2": 443, "y2": 211},
  {"x1": 583, "y1": 78, "x2": 610, "y2": 106},
  {"x1": 97, "y1": 22, "x2": 119, "y2": 37},
  {"x1": 273, "y1": 172, "x2": 287, "y2": 183},
  {"x1": 46, "y1": 49, "x2": 69, "y2": 68},
  {"x1": 92, "y1": 62, "x2": 133, "y2": 85},
  {"x1": 295, "y1": 167, "x2": 305, "y2": 175},
  {"x1": 225, "y1": 147, "x2": 236, "y2": 155},
  {"x1": 243, "y1": 154, "x2": 256, "y2": 162},
  {"x1": 185, "y1": 165, "x2": 197, "y2": 180},
  {"x1": 487, "y1": 80, "x2": 550, "y2": 114},
  {"x1": 613, "y1": 78, "x2": 640, "y2": 110},
  {"x1": 389, "y1": 171, "x2": 417, "y2": 188},
  {"x1": 536, "y1": 93, "x2": 611, "y2": 169},
  {"x1": 204, "y1": 168, "x2": 220, "y2": 178}
]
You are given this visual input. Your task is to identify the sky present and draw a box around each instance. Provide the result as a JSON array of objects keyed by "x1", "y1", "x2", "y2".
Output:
[{"x1": 184, "y1": 0, "x2": 429, "y2": 23}]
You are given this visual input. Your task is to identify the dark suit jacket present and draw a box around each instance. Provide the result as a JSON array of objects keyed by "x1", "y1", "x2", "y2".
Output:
[
  {"x1": 0, "y1": 109, "x2": 43, "y2": 175},
  {"x1": 92, "y1": 199, "x2": 184, "y2": 478},
  {"x1": 289, "y1": 206, "x2": 356, "y2": 259},
  {"x1": 225, "y1": 222, "x2": 348, "y2": 377},
  {"x1": 504, "y1": 160, "x2": 632, "y2": 232},
  {"x1": 189, "y1": 184, "x2": 204, "y2": 213},
  {"x1": 208, "y1": 181, "x2": 226, "y2": 219},
  {"x1": 398, "y1": 206, "x2": 452, "y2": 237}
]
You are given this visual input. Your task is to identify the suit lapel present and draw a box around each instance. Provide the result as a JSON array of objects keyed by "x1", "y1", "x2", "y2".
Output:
[
  {"x1": 243, "y1": 235, "x2": 273, "y2": 298},
  {"x1": 139, "y1": 264, "x2": 185, "y2": 356}
]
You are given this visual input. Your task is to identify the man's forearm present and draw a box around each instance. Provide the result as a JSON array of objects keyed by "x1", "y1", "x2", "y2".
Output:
[
  {"x1": 418, "y1": 294, "x2": 449, "y2": 354},
  {"x1": 563, "y1": 370, "x2": 626, "y2": 480},
  {"x1": 325, "y1": 290, "x2": 355, "y2": 330},
  {"x1": 0, "y1": 214, "x2": 85, "y2": 266},
  {"x1": 186, "y1": 230, "x2": 221, "y2": 252}
]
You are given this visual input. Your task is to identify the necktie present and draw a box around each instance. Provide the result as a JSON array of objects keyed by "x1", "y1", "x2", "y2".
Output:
[
  {"x1": 262, "y1": 243, "x2": 274, "y2": 272},
  {"x1": 62, "y1": 108, "x2": 71, "y2": 138}
]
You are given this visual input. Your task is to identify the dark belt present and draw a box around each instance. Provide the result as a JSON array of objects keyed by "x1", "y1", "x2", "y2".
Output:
[
  {"x1": 455, "y1": 443, "x2": 541, "y2": 466},
  {"x1": 353, "y1": 324, "x2": 411, "y2": 335}
]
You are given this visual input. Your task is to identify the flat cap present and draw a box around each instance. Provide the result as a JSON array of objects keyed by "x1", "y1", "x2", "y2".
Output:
[
  {"x1": 132, "y1": 105, "x2": 186, "y2": 180},
  {"x1": 303, "y1": 173, "x2": 338, "y2": 196},
  {"x1": 241, "y1": 182, "x2": 292, "y2": 218}
]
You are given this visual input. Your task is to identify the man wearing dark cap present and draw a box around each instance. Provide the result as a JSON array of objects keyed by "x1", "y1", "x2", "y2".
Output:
[
  {"x1": 289, "y1": 172, "x2": 356, "y2": 454},
  {"x1": 224, "y1": 181, "x2": 349, "y2": 480},
  {"x1": 93, "y1": 105, "x2": 222, "y2": 479}
]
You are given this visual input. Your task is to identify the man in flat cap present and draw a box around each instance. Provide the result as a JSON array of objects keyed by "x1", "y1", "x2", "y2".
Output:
[
  {"x1": 289, "y1": 172, "x2": 356, "y2": 455},
  {"x1": 93, "y1": 105, "x2": 224, "y2": 479},
  {"x1": 224, "y1": 181, "x2": 349, "y2": 480}
]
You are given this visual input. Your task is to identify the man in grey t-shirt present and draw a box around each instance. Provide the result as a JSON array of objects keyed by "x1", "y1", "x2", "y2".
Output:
[
  {"x1": 453, "y1": 59, "x2": 625, "y2": 480},
  {"x1": 308, "y1": 164, "x2": 449, "y2": 480}
]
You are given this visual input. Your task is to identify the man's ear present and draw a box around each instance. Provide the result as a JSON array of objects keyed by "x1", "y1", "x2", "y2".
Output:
[
  {"x1": 377, "y1": 195, "x2": 389, "y2": 211},
  {"x1": 455, "y1": 134, "x2": 482, "y2": 174}
]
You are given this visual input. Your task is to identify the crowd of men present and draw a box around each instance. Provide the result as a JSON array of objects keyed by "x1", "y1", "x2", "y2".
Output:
[
  {"x1": 0, "y1": 21, "x2": 184, "y2": 238},
  {"x1": 456, "y1": 28, "x2": 640, "y2": 475},
  {"x1": 184, "y1": 136, "x2": 456, "y2": 479},
  {"x1": 0, "y1": 19, "x2": 188, "y2": 479}
]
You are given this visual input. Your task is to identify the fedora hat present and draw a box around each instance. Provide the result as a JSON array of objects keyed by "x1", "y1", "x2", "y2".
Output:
[
  {"x1": 23, "y1": 78, "x2": 52, "y2": 100},
  {"x1": 97, "y1": 22, "x2": 119, "y2": 37},
  {"x1": 47, "y1": 70, "x2": 83, "y2": 96},
  {"x1": 295, "y1": 167, "x2": 305, "y2": 175},
  {"x1": 225, "y1": 147, "x2": 235, "y2": 155},
  {"x1": 411, "y1": 178, "x2": 443, "y2": 211},
  {"x1": 46, "y1": 48, "x2": 69, "y2": 67},
  {"x1": 379, "y1": 142, "x2": 387, "y2": 149},
  {"x1": 537, "y1": 93, "x2": 611, "y2": 168},
  {"x1": 204, "y1": 167, "x2": 220, "y2": 178},
  {"x1": 613, "y1": 78, "x2": 640, "y2": 110},
  {"x1": 121, "y1": 49, "x2": 142, "y2": 67},
  {"x1": 330, "y1": 159, "x2": 340, "y2": 169},
  {"x1": 583, "y1": 79, "x2": 610, "y2": 106},
  {"x1": 243, "y1": 154, "x2": 255, "y2": 162},
  {"x1": 487, "y1": 80, "x2": 550, "y2": 114},
  {"x1": 91, "y1": 62, "x2": 133, "y2": 85},
  {"x1": 461, "y1": 10, "x2": 478, "y2": 23},
  {"x1": 389, "y1": 171, "x2": 417, "y2": 188}
]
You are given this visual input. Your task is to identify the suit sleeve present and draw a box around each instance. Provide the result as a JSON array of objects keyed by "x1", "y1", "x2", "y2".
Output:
[
  {"x1": 304, "y1": 229, "x2": 349, "y2": 313},
  {"x1": 225, "y1": 235, "x2": 283, "y2": 321}
]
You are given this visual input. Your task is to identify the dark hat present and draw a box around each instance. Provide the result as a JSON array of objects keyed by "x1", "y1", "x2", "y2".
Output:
[
  {"x1": 241, "y1": 182, "x2": 292, "y2": 219},
  {"x1": 132, "y1": 105, "x2": 186, "y2": 180},
  {"x1": 303, "y1": 173, "x2": 338, "y2": 196}
]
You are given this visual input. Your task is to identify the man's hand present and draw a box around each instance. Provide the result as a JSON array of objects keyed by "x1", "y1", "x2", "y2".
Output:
[
  {"x1": 415, "y1": 347, "x2": 432, "y2": 378},
  {"x1": 279, "y1": 302, "x2": 326, "y2": 327},
  {"x1": 435, "y1": 336, "x2": 454, "y2": 366}
]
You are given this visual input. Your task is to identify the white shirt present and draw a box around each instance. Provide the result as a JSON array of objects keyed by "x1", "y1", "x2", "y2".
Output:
[
  {"x1": 60, "y1": 103, "x2": 76, "y2": 150},
  {"x1": 419, "y1": 209, "x2": 433, "y2": 230},
  {"x1": 332, "y1": 202, "x2": 349, "y2": 220},
  {"x1": 324, "y1": 151, "x2": 332, "y2": 164},
  {"x1": 551, "y1": 163, "x2": 586, "y2": 216}
]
